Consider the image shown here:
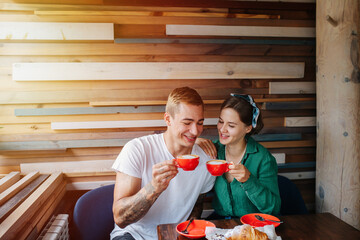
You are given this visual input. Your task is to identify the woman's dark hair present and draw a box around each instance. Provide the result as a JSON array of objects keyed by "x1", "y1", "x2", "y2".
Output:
[{"x1": 220, "y1": 96, "x2": 264, "y2": 136}]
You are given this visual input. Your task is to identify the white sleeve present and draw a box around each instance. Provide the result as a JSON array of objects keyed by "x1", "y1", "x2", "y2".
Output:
[{"x1": 112, "y1": 139, "x2": 144, "y2": 179}]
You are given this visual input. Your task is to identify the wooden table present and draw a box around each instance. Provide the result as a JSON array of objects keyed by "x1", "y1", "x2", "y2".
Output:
[{"x1": 157, "y1": 213, "x2": 360, "y2": 240}]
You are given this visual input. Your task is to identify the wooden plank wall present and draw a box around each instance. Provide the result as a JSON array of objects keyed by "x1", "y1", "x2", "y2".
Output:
[{"x1": 0, "y1": 0, "x2": 316, "y2": 211}]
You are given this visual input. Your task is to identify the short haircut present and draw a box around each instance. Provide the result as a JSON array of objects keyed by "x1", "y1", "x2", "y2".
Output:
[{"x1": 166, "y1": 87, "x2": 204, "y2": 117}]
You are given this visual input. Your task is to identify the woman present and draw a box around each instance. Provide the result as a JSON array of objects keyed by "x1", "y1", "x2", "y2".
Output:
[{"x1": 198, "y1": 93, "x2": 281, "y2": 219}]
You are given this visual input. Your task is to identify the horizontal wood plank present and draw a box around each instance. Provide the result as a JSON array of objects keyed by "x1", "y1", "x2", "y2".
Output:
[
  {"x1": 0, "y1": 43, "x2": 315, "y2": 56},
  {"x1": 269, "y1": 81, "x2": 316, "y2": 94},
  {"x1": 90, "y1": 97, "x2": 316, "y2": 106},
  {"x1": 0, "y1": 171, "x2": 39, "y2": 206},
  {"x1": 0, "y1": 174, "x2": 48, "y2": 223},
  {"x1": 285, "y1": 116, "x2": 316, "y2": 127},
  {"x1": 13, "y1": 62, "x2": 305, "y2": 81},
  {"x1": 0, "y1": 172, "x2": 20, "y2": 194},
  {"x1": 0, "y1": 133, "x2": 301, "y2": 151},
  {"x1": 14, "y1": 106, "x2": 166, "y2": 116},
  {"x1": 0, "y1": 22, "x2": 114, "y2": 41},
  {"x1": 262, "y1": 101, "x2": 316, "y2": 110},
  {"x1": 114, "y1": 38, "x2": 315, "y2": 45},
  {"x1": 51, "y1": 118, "x2": 219, "y2": 130},
  {"x1": 166, "y1": 24, "x2": 315, "y2": 37},
  {"x1": 21, "y1": 160, "x2": 114, "y2": 174},
  {"x1": 0, "y1": 172, "x2": 63, "y2": 240}
]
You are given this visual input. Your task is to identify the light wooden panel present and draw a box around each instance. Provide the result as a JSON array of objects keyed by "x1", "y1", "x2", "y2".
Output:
[
  {"x1": 90, "y1": 98, "x2": 316, "y2": 106},
  {"x1": 278, "y1": 171, "x2": 315, "y2": 180},
  {"x1": 0, "y1": 139, "x2": 130, "y2": 151},
  {"x1": 66, "y1": 180, "x2": 115, "y2": 190},
  {"x1": 166, "y1": 24, "x2": 316, "y2": 37},
  {"x1": 12, "y1": 62, "x2": 305, "y2": 81},
  {"x1": 14, "y1": 106, "x2": 166, "y2": 116},
  {"x1": 0, "y1": 172, "x2": 20, "y2": 194},
  {"x1": 0, "y1": 22, "x2": 114, "y2": 41},
  {"x1": 21, "y1": 160, "x2": 114, "y2": 174},
  {"x1": 1, "y1": 43, "x2": 315, "y2": 56},
  {"x1": 269, "y1": 81, "x2": 316, "y2": 94},
  {"x1": 0, "y1": 133, "x2": 301, "y2": 151},
  {"x1": 262, "y1": 101, "x2": 316, "y2": 110},
  {"x1": 0, "y1": 3, "x2": 228, "y2": 13},
  {"x1": 115, "y1": 38, "x2": 315, "y2": 45},
  {"x1": 285, "y1": 116, "x2": 316, "y2": 127},
  {"x1": 317, "y1": 0, "x2": 360, "y2": 230},
  {"x1": 34, "y1": 10, "x2": 278, "y2": 19},
  {"x1": 50, "y1": 118, "x2": 218, "y2": 130}
]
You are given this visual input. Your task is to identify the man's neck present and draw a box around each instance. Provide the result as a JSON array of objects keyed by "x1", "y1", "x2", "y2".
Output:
[{"x1": 163, "y1": 131, "x2": 193, "y2": 157}]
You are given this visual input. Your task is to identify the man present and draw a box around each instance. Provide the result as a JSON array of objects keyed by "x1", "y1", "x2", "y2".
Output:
[{"x1": 111, "y1": 87, "x2": 216, "y2": 240}]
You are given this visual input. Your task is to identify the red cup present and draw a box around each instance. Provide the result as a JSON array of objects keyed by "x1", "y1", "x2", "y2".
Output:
[
  {"x1": 206, "y1": 160, "x2": 230, "y2": 176},
  {"x1": 174, "y1": 154, "x2": 199, "y2": 171}
]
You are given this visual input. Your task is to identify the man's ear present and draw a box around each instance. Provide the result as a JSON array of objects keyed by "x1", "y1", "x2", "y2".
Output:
[{"x1": 164, "y1": 112, "x2": 171, "y2": 126}]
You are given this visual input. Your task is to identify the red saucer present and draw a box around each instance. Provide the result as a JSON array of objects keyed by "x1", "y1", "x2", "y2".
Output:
[
  {"x1": 176, "y1": 219, "x2": 216, "y2": 239},
  {"x1": 241, "y1": 213, "x2": 281, "y2": 228}
]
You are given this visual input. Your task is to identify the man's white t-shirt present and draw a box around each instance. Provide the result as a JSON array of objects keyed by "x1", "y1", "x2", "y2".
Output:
[{"x1": 111, "y1": 133, "x2": 215, "y2": 240}]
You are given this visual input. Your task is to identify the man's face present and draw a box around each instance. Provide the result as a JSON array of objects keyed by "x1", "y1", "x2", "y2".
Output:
[{"x1": 166, "y1": 103, "x2": 204, "y2": 149}]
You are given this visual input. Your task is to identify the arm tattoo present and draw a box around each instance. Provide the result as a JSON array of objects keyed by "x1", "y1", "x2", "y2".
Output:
[{"x1": 115, "y1": 183, "x2": 161, "y2": 227}]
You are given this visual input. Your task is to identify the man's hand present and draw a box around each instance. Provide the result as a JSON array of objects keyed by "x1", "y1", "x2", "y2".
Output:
[{"x1": 151, "y1": 159, "x2": 179, "y2": 193}]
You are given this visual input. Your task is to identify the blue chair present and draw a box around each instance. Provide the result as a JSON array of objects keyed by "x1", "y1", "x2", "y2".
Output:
[
  {"x1": 277, "y1": 175, "x2": 308, "y2": 215},
  {"x1": 73, "y1": 184, "x2": 115, "y2": 240}
]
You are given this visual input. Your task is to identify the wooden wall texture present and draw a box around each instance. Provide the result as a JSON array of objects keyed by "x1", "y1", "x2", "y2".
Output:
[{"x1": 0, "y1": 0, "x2": 316, "y2": 210}]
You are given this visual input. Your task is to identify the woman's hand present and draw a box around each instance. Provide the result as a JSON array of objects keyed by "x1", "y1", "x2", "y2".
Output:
[
  {"x1": 228, "y1": 163, "x2": 251, "y2": 183},
  {"x1": 196, "y1": 138, "x2": 217, "y2": 159}
]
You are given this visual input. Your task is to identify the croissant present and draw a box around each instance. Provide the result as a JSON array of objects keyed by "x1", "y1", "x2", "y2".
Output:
[{"x1": 226, "y1": 224, "x2": 269, "y2": 240}]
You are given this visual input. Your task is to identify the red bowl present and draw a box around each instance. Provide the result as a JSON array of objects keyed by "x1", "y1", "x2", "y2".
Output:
[{"x1": 176, "y1": 220, "x2": 216, "y2": 239}]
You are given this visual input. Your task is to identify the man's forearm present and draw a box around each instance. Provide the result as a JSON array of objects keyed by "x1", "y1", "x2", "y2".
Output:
[{"x1": 114, "y1": 182, "x2": 161, "y2": 228}]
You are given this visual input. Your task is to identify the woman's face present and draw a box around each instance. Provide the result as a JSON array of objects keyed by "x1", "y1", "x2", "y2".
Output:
[{"x1": 217, "y1": 108, "x2": 252, "y2": 146}]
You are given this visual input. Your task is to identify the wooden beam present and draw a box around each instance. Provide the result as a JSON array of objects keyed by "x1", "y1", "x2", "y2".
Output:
[
  {"x1": 0, "y1": 139, "x2": 131, "y2": 151},
  {"x1": 278, "y1": 171, "x2": 315, "y2": 180},
  {"x1": 0, "y1": 174, "x2": 48, "y2": 223},
  {"x1": 261, "y1": 139, "x2": 315, "y2": 148},
  {"x1": 66, "y1": 180, "x2": 115, "y2": 190},
  {"x1": 166, "y1": 24, "x2": 315, "y2": 38},
  {"x1": 285, "y1": 116, "x2": 316, "y2": 127},
  {"x1": 0, "y1": 3, "x2": 227, "y2": 13},
  {"x1": 0, "y1": 172, "x2": 20, "y2": 194},
  {"x1": 269, "y1": 82, "x2": 316, "y2": 94},
  {"x1": 262, "y1": 101, "x2": 316, "y2": 110},
  {"x1": 0, "y1": 133, "x2": 301, "y2": 151},
  {"x1": 21, "y1": 160, "x2": 114, "y2": 174},
  {"x1": 272, "y1": 153, "x2": 286, "y2": 164},
  {"x1": 51, "y1": 118, "x2": 219, "y2": 130},
  {"x1": 114, "y1": 38, "x2": 315, "y2": 45},
  {"x1": 12, "y1": 62, "x2": 305, "y2": 81},
  {"x1": 16, "y1": 180, "x2": 66, "y2": 240},
  {"x1": 0, "y1": 172, "x2": 63, "y2": 239},
  {"x1": 34, "y1": 10, "x2": 279, "y2": 19},
  {"x1": 0, "y1": 22, "x2": 114, "y2": 41},
  {"x1": 1, "y1": 43, "x2": 315, "y2": 56},
  {"x1": 14, "y1": 106, "x2": 166, "y2": 116},
  {"x1": 0, "y1": 171, "x2": 39, "y2": 206},
  {"x1": 90, "y1": 98, "x2": 316, "y2": 106}
]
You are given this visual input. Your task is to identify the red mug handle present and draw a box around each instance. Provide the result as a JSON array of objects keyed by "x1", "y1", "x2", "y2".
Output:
[
  {"x1": 225, "y1": 162, "x2": 232, "y2": 172},
  {"x1": 173, "y1": 159, "x2": 180, "y2": 168}
]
